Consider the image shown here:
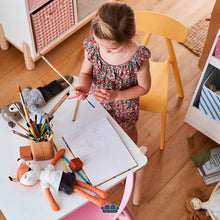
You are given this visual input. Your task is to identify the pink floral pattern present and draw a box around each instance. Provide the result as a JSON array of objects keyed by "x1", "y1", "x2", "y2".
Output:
[{"x1": 83, "y1": 37, "x2": 151, "y2": 132}]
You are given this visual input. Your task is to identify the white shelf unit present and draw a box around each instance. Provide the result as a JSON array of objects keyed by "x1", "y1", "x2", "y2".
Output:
[
  {"x1": 0, "y1": 0, "x2": 111, "y2": 70},
  {"x1": 185, "y1": 29, "x2": 220, "y2": 144}
]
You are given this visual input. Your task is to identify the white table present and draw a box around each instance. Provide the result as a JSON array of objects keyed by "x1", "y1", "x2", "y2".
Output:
[{"x1": 0, "y1": 77, "x2": 147, "y2": 220}]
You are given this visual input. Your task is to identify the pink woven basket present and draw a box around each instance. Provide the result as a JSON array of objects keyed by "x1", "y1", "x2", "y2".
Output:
[{"x1": 31, "y1": 0, "x2": 74, "y2": 52}]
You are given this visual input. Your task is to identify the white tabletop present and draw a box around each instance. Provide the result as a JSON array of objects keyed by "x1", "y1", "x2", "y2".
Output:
[{"x1": 0, "y1": 77, "x2": 147, "y2": 220}]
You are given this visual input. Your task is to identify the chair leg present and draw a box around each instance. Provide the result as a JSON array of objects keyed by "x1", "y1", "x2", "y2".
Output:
[
  {"x1": 160, "y1": 111, "x2": 166, "y2": 151},
  {"x1": 165, "y1": 38, "x2": 184, "y2": 98},
  {"x1": 133, "y1": 146, "x2": 147, "y2": 206},
  {"x1": 0, "y1": 24, "x2": 9, "y2": 50},
  {"x1": 171, "y1": 60, "x2": 184, "y2": 98}
]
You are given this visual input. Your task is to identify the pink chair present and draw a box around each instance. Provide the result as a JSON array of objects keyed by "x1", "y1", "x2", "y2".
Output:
[{"x1": 62, "y1": 171, "x2": 136, "y2": 220}]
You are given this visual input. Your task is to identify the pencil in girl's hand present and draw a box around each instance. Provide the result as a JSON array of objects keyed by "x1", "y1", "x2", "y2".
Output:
[{"x1": 17, "y1": 85, "x2": 31, "y2": 124}]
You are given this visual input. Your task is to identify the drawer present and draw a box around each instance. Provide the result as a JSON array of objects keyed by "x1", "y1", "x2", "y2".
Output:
[{"x1": 31, "y1": 0, "x2": 74, "y2": 52}]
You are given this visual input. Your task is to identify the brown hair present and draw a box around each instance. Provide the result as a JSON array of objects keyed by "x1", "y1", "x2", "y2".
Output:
[{"x1": 91, "y1": 2, "x2": 136, "y2": 43}]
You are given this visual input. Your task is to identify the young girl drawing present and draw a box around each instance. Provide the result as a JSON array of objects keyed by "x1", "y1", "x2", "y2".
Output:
[{"x1": 73, "y1": 2, "x2": 151, "y2": 143}]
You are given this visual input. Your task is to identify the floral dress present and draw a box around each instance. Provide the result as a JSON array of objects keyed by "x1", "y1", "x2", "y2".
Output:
[{"x1": 83, "y1": 37, "x2": 151, "y2": 133}]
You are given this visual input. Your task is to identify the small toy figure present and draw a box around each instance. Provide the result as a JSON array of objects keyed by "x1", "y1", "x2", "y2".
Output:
[
  {"x1": 186, "y1": 182, "x2": 220, "y2": 220},
  {"x1": 0, "y1": 75, "x2": 73, "y2": 127},
  {"x1": 9, "y1": 149, "x2": 107, "y2": 211}
]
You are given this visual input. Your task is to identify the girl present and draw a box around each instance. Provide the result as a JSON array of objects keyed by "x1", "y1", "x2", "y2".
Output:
[{"x1": 73, "y1": 2, "x2": 151, "y2": 143}]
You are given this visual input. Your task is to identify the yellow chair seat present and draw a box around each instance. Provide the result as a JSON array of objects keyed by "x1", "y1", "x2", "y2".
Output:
[{"x1": 140, "y1": 61, "x2": 169, "y2": 113}]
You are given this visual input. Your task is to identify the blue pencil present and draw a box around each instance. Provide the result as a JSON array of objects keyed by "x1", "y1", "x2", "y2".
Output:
[
  {"x1": 62, "y1": 155, "x2": 89, "y2": 184},
  {"x1": 38, "y1": 115, "x2": 43, "y2": 130}
]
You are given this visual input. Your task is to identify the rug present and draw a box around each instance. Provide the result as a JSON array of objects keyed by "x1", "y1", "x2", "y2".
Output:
[{"x1": 181, "y1": 15, "x2": 210, "y2": 57}]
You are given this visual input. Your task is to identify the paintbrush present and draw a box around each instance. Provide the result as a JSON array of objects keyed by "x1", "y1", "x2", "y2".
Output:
[{"x1": 17, "y1": 85, "x2": 31, "y2": 124}]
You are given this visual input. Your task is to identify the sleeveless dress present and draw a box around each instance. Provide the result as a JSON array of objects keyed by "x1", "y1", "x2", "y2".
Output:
[{"x1": 83, "y1": 37, "x2": 151, "y2": 133}]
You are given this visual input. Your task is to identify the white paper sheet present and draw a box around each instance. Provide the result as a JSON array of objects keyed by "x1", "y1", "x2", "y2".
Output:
[{"x1": 62, "y1": 117, "x2": 137, "y2": 186}]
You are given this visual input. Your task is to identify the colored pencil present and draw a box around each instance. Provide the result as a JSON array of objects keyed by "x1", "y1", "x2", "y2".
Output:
[
  {"x1": 38, "y1": 115, "x2": 43, "y2": 130},
  {"x1": 68, "y1": 91, "x2": 96, "y2": 100},
  {"x1": 30, "y1": 119, "x2": 39, "y2": 138},
  {"x1": 35, "y1": 115, "x2": 37, "y2": 124},
  {"x1": 53, "y1": 142, "x2": 68, "y2": 173},
  {"x1": 61, "y1": 155, "x2": 88, "y2": 183},
  {"x1": 49, "y1": 90, "x2": 70, "y2": 115}
]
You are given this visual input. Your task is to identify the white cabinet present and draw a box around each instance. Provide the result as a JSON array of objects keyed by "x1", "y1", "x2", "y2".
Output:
[
  {"x1": 185, "y1": 29, "x2": 220, "y2": 143},
  {"x1": 0, "y1": 0, "x2": 111, "y2": 70}
]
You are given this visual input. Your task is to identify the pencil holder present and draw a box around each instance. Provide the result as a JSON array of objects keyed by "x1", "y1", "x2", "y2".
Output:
[{"x1": 30, "y1": 137, "x2": 54, "y2": 161}]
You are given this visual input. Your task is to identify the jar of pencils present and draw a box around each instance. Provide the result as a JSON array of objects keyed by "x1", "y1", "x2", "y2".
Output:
[
  {"x1": 29, "y1": 117, "x2": 55, "y2": 161},
  {"x1": 30, "y1": 136, "x2": 54, "y2": 161}
]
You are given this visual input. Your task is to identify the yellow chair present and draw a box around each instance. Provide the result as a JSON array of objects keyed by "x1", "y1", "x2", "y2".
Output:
[{"x1": 135, "y1": 11, "x2": 188, "y2": 150}]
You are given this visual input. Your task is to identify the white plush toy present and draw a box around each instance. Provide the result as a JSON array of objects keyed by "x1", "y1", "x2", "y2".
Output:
[{"x1": 187, "y1": 182, "x2": 220, "y2": 220}]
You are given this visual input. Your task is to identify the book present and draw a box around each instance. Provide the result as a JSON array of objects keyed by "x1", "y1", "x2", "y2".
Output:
[
  {"x1": 192, "y1": 146, "x2": 220, "y2": 185},
  {"x1": 62, "y1": 117, "x2": 137, "y2": 186}
]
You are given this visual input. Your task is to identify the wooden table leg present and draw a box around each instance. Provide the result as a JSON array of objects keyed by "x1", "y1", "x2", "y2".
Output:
[
  {"x1": 187, "y1": 126, "x2": 198, "y2": 138},
  {"x1": 133, "y1": 146, "x2": 147, "y2": 206}
]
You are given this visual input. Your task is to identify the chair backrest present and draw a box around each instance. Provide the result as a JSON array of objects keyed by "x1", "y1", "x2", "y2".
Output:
[
  {"x1": 135, "y1": 11, "x2": 188, "y2": 43},
  {"x1": 112, "y1": 170, "x2": 134, "y2": 220},
  {"x1": 135, "y1": 11, "x2": 188, "y2": 64}
]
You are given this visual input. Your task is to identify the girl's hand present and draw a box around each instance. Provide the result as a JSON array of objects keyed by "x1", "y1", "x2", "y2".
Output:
[
  {"x1": 95, "y1": 89, "x2": 118, "y2": 103},
  {"x1": 72, "y1": 86, "x2": 89, "y2": 100}
]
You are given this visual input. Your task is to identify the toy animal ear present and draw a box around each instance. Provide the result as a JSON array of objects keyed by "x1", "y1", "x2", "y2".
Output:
[
  {"x1": 8, "y1": 121, "x2": 16, "y2": 128},
  {"x1": 8, "y1": 176, "x2": 18, "y2": 183},
  {"x1": 17, "y1": 158, "x2": 25, "y2": 167}
]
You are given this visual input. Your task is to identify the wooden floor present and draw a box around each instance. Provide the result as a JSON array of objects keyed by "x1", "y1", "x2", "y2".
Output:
[{"x1": 0, "y1": 0, "x2": 218, "y2": 219}]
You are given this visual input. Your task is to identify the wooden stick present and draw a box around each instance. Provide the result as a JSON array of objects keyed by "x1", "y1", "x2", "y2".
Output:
[
  {"x1": 39, "y1": 53, "x2": 74, "y2": 89},
  {"x1": 73, "y1": 99, "x2": 80, "y2": 121},
  {"x1": 49, "y1": 90, "x2": 70, "y2": 115},
  {"x1": 39, "y1": 53, "x2": 95, "y2": 109},
  {"x1": 17, "y1": 85, "x2": 31, "y2": 124}
]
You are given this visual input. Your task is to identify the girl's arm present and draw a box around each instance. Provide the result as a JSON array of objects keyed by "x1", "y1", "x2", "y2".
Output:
[
  {"x1": 95, "y1": 60, "x2": 151, "y2": 103},
  {"x1": 72, "y1": 51, "x2": 93, "y2": 99}
]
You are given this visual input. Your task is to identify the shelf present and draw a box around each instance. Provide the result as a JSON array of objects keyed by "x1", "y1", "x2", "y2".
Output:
[
  {"x1": 185, "y1": 106, "x2": 220, "y2": 144},
  {"x1": 210, "y1": 56, "x2": 220, "y2": 70}
]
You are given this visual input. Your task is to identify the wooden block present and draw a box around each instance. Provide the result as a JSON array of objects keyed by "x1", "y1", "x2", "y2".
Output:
[
  {"x1": 69, "y1": 158, "x2": 83, "y2": 172},
  {"x1": 19, "y1": 145, "x2": 32, "y2": 161}
]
